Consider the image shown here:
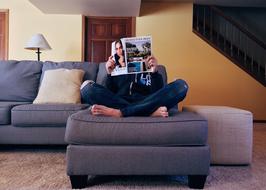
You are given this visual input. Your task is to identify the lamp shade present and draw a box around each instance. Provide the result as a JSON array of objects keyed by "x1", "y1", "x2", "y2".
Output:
[{"x1": 25, "y1": 33, "x2": 51, "y2": 50}]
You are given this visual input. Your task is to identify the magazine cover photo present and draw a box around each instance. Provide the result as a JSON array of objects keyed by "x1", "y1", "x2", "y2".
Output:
[{"x1": 111, "y1": 36, "x2": 152, "y2": 76}]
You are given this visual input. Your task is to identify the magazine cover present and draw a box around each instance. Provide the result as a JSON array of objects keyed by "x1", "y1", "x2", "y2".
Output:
[{"x1": 111, "y1": 36, "x2": 152, "y2": 76}]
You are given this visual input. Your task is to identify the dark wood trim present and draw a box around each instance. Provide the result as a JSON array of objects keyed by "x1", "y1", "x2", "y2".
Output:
[
  {"x1": 0, "y1": 9, "x2": 9, "y2": 60},
  {"x1": 210, "y1": 6, "x2": 266, "y2": 50},
  {"x1": 5, "y1": 10, "x2": 8, "y2": 60},
  {"x1": 254, "y1": 120, "x2": 266, "y2": 123},
  {"x1": 84, "y1": 16, "x2": 133, "y2": 20},
  {"x1": 81, "y1": 15, "x2": 86, "y2": 61},
  {"x1": 132, "y1": 17, "x2": 136, "y2": 37}
]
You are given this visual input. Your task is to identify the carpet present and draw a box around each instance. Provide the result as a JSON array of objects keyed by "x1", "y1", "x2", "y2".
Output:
[{"x1": 0, "y1": 123, "x2": 265, "y2": 190}]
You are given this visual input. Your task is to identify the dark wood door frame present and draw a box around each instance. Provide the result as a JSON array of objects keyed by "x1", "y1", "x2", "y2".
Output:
[
  {"x1": 82, "y1": 16, "x2": 135, "y2": 62},
  {"x1": 0, "y1": 9, "x2": 9, "y2": 60}
]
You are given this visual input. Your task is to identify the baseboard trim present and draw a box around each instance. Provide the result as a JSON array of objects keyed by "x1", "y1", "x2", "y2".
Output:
[{"x1": 254, "y1": 120, "x2": 266, "y2": 123}]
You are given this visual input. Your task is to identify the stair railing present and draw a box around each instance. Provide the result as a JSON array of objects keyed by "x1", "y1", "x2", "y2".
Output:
[{"x1": 193, "y1": 4, "x2": 266, "y2": 86}]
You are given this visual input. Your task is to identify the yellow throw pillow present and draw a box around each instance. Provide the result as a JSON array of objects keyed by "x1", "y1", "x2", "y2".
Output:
[{"x1": 33, "y1": 69, "x2": 85, "y2": 104}]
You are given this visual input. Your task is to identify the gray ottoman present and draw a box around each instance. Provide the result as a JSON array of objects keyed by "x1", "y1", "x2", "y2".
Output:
[
  {"x1": 183, "y1": 105, "x2": 253, "y2": 165},
  {"x1": 65, "y1": 109, "x2": 210, "y2": 189}
]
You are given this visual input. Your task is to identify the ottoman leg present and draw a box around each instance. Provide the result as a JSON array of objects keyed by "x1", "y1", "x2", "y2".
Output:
[
  {"x1": 69, "y1": 175, "x2": 88, "y2": 189},
  {"x1": 188, "y1": 175, "x2": 207, "y2": 189}
]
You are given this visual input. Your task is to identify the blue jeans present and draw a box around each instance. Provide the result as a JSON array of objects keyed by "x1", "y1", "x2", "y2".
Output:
[{"x1": 81, "y1": 79, "x2": 188, "y2": 117}]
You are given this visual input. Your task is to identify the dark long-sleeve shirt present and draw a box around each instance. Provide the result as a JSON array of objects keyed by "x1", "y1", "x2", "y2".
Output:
[{"x1": 106, "y1": 72, "x2": 164, "y2": 103}]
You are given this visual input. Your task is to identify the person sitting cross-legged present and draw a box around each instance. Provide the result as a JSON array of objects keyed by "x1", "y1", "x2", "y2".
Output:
[{"x1": 80, "y1": 55, "x2": 188, "y2": 117}]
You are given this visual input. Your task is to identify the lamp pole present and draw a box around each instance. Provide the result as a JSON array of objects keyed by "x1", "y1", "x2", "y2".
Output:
[{"x1": 36, "y1": 48, "x2": 41, "y2": 61}]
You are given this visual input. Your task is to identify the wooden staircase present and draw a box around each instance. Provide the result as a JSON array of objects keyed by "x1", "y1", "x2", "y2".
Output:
[{"x1": 193, "y1": 4, "x2": 266, "y2": 86}]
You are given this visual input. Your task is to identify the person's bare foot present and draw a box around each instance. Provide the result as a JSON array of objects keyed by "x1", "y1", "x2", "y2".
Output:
[
  {"x1": 151, "y1": 106, "x2": 168, "y2": 117},
  {"x1": 91, "y1": 104, "x2": 122, "y2": 117}
]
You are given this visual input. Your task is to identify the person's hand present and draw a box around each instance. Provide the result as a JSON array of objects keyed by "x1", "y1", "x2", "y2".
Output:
[
  {"x1": 145, "y1": 56, "x2": 158, "y2": 73},
  {"x1": 106, "y1": 56, "x2": 115, "y2": 74},
  {"x1": 118, "y1": 55, "x2": 126, "y2": 67}
]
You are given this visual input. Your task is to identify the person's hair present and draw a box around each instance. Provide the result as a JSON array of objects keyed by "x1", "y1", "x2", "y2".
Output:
[
  {"x1": 114, "y1": 40, "x2": 125, "y2": 67},
  {"x1": 115, "y1": 40, "x2": 123, "y2": 48}
]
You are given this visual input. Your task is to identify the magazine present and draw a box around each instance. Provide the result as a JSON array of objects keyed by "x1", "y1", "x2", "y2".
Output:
[{"x1": 111, "y1": 36, "x2": 152, "y2": 76}]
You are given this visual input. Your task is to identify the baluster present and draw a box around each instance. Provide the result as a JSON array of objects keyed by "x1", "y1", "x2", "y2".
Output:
[
  {"x1": 264, "y1": 52, "x2": 266, "y2": 79},
  {"x1": 251, "y1": 56, "x2": 254, "y2": 72},
  {"x1": 216, "y1": 15, "x2": 219, "y2": 45},
  {"x1": 196, "y1": 5, "x2": 199, "y2": 31},
  {"x1": 230, "y1": 24, "x2": 233, "y2": 57},
  {"x1": 237, "y1": 29, "x2": 240, "y2": 59},
  {"x1": 256, "y1": 60, "x2": 260, "y2": 77},
  {"x1": 193, "y1": 4, "x2": 196, "y2": 30},
  {"x1": 210, "y1": 7, "x2": 213, "y2": 41},
  {"x1": 223, "y1": 20, "x2": 226, "y2": 51},
  {"x1": 244, "y1": 36, "x2": 248, "y2": 68},
  {"x1": 249, "y1": 39, "x2": 260, "y2": 73},
  {"x1": 265, "y1": 57, "x2": 266, "y2": 80},
  {"x1": 248, "y1": 38, "x2": 252, "y2": 72},
  {"x1": 258, "y1": 48, "x2": 265, "y2": 78},
  {"x1": 203, "y1": 7, "x2": 206, "y2": 36},
  {"x1": 263, "y1": 50, "x2": 266, "y2": 79},
  {"x1": 240, "y1": 32, "x2": 246, "y2": 66},
  {"x1": 254, "y1": 42, "x2": 257, "y2": 74}
]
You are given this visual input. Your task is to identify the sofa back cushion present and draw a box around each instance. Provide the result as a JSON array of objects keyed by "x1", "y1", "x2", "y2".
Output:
[
  {"x1": 157, "y1": 65, "x2": 167, "y2": 85},
  {"x1": 0, "y1": 60, "x2": 43, "y2": 101},
  {"x1": 96, "y1": 62, "x2": 109, "y2": 86},
  {"x1": 96, "y1": 62, "x2": 168, "y2": 86},
  {"x1": 42, "y1": 61, "x2": 98, "y2": 82}
]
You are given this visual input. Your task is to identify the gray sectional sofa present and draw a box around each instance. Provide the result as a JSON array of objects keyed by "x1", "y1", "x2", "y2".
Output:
[
  {"x1": 0, "y1": 60, "x2": 210, "y2": 189},
  {"x1": 0, "y1": 60, "x2": 170, "y2": 145},
  {"x1": 0, "y1": 60, "x2": 168, "y2": 145}
]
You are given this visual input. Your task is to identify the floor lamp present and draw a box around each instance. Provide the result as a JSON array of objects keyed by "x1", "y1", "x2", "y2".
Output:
[{"x1": 25, "y1": 34, "x2": 51, "y2": 61}]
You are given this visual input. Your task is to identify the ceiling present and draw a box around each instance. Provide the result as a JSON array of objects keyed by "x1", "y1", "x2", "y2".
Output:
[
  {"x1": 28, "y1": 0, "x2": 266, "y2": 17},
  {"x1": 28, "y1": 0, "x2": 141, "y2": 16}
]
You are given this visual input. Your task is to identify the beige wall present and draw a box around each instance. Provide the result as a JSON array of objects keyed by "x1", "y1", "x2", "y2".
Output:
[
  {"x1": 0, "y1": 0, "x2": 82, "y2": 61},
  {"x1": 137, "y1": 2, "x2": 266, "y2": 120}
]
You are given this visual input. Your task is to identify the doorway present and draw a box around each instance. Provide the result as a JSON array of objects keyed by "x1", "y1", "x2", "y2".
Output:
[
  {"x1": 83, "y1": 17, "x2": 135, "y2": 63},
  {"x1": 0, "y1": 10, "x2": 8, "y2": 60}
]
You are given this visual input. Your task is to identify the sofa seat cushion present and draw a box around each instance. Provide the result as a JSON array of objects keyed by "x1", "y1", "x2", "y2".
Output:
[
  {"x1": 11, "y1": 104, "x2": 90, "y2": 127},
  {"x1": 65, "y1": 110, "x2": 208, "y2": 146},
  {"x1": 0, "y1": 102, "x2": 30, "y2": 125}
]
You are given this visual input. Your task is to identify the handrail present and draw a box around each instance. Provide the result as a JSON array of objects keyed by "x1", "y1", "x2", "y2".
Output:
[{"x1": 210, "y1": 6, "x2": 266, "y2": 50}]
